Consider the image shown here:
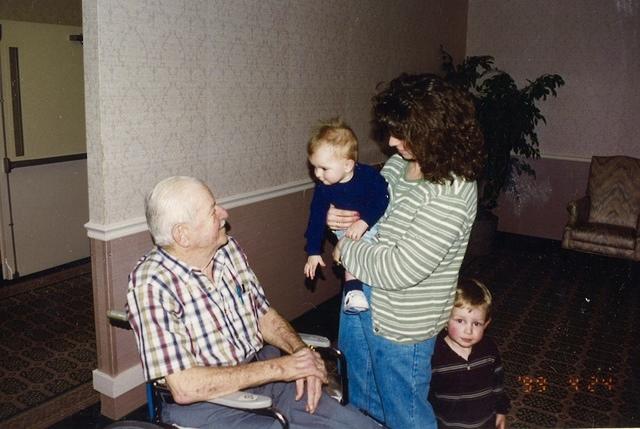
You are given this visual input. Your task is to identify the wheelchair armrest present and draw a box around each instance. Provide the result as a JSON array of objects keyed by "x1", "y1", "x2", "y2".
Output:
[
  {"x1": 299, "y1": 333, "x2": 331, "y2": 348},
  {"x1": 208, "y1": 391, "x2": 272, "y2": 409},
  {"x1": 210, "y1": 392, "x2": 288, "y2": 428},
  {"x1": 107, "y1": 309, "x2": 132, "y2": 330}
]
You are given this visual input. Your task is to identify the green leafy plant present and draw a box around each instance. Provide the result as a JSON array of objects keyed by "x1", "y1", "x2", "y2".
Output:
[{"x1": 441, "y1": 48, "x2": 565, "y2": 210}]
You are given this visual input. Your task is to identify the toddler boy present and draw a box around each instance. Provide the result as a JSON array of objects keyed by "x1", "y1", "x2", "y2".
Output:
[
  {"x1": 429, "y1": 278, "x2": 510, "y2": 429},
  {"x1": 304, "y1": 117, "x2": 388, "y2": 313}
]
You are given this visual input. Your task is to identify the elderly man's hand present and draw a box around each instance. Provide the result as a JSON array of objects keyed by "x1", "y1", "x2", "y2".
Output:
[
  {"x1": 278, "y1": 347, "x2": 327, "y2": 413},
  {"x1": 279, "y1": 346, "x2": 327, "y2": 378},
  {"x1": 326, "y1": 204, "x2": 360, "y2": 231},
  {"x1": 296, "y1": 375, "x2": 324, "y2": 413}
]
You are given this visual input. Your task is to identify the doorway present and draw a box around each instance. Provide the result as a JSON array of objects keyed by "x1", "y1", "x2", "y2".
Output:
[{"x1": 0, "y1": 2, "x2": 88, "y2": 282}]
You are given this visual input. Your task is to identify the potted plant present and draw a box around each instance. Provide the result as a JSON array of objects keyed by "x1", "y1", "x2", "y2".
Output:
[{"x1": 440, "y1": 48, "x2": 565, "y2": 256}]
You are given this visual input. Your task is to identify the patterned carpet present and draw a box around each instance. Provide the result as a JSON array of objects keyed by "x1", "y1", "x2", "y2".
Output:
[
  {"x1": 462, "y1": 235, "x2": 640, "y2": 428},
  {"x1": 0, "y1": 262, "x2": 97, "y2": 429},
  {"x1": 1, "y1": 235, "x2": 639, "y2": 428}
]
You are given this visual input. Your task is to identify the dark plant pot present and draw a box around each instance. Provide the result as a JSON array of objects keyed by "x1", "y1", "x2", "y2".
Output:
[{"x1": 465, "y1": 209, "x2": 498, "y2": 260}]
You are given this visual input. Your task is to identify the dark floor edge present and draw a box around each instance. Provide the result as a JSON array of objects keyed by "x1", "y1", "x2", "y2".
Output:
[
  {"x1": 0, "y1": 257, "x2": 91, "y2": 288},
  {"x1": 0, "y1": 259, "x2": 91, "y2": 299}
]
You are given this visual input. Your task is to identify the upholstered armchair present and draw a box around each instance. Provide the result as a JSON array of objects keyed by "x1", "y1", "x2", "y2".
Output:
[{"x1": 562, "y1": 156, "x2": 640, "y2": 261}]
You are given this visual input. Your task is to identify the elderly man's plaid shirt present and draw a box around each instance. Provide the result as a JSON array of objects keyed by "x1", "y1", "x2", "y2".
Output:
[{"x1": 127, "y1": 237, "x2": 271, "y2": 381}]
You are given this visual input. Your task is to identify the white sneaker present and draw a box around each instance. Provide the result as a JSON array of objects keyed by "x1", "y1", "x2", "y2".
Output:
[{"x1": 343, "y1": 290, "x2": 369, "y2": 314}]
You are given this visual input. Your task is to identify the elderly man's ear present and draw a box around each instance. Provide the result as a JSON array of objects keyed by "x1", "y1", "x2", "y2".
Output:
[{"x1": 172, "y1": 223, "x2": 190, "y2": 248}]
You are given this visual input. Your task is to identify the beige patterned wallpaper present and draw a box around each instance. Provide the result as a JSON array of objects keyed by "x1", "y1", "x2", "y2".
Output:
[
  {"x1": 83, "y1": 0, "x2": 467, "y2": 226},
  {"x1": 467, "y1": 0, "x2": 640, "y2": 160}
]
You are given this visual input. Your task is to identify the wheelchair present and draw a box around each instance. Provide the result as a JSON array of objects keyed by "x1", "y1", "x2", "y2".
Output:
[{"x1": 106, "y1": 309, "x2": 348, "y2": 429}]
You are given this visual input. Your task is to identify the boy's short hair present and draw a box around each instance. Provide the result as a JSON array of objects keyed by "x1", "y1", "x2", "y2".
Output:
[
  {"x1": 308, "y1": 117, "x2": 358, "y2": 161},
  {"x1": 454, "y1": 278, "x2": 493, "y2": 320}
]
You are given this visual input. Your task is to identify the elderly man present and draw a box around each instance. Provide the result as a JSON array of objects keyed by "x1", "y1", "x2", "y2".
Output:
[{"x1": 127, "y1": 176, "x2": 381, "y2": 428}]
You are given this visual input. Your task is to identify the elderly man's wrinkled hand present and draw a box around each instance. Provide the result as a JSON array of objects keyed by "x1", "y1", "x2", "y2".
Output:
[
  {"x1": 281, "y1": 347, "x2": 327, "y2": 383},
  {"x1": 297, "y1": 375, "x2": 323, "y2": 413},
  {"x1": 286, "y1": 348, "x2": 327, "y2": 413}
]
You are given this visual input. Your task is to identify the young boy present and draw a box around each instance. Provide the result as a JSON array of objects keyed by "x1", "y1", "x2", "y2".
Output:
[
  {"x1": 304, "y1": 117, "x2": 389, "y2": 313},
  {"x1": 429, "y1": 278, "x2": 510, "y2": 429}
]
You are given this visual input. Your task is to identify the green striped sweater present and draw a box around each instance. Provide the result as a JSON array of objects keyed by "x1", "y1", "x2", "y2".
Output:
[{"x1": 341, "y1": 154, "x2": 478, "y2": 343}]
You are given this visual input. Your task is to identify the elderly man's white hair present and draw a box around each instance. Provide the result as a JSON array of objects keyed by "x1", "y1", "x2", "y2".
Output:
[{"x1": 145, "y1": 176, "x2": 210, "y2": 247}]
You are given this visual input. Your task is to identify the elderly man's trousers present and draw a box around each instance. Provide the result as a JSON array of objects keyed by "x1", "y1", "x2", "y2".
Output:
[{"x1": 161, "y1": 346, "x2": 382, "y2": 428}]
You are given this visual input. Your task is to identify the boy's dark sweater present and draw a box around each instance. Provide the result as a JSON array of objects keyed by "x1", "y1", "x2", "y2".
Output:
[{"x1": 429, "y1": 330, "x2": 510, "y2": 429}]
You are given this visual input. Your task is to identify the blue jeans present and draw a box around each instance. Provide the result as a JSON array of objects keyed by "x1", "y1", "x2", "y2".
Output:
[{"x1": 338, "y1": 285, "x2": 437, "y2": 429}]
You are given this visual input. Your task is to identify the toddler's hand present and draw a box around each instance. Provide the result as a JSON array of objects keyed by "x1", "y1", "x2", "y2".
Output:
[
  {"x1": 345, "y1": 220, "x2": 369, "y2": 240},
  {"x1": 304, "y1": 255, "x2": 325, "y2": 279}
]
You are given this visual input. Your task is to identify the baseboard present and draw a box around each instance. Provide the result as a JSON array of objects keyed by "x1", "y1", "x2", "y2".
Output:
[
  {"x1": 93, "y1": 365, "x2": 145, "y2": 398},
  {"x1": 0, "y1": 259, "x2": 91, "y2": 297}
]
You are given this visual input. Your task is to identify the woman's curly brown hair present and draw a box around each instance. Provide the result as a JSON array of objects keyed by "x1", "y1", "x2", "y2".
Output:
[{"x1": 372, "y1": 73, "x2": 485, "y2": 183}]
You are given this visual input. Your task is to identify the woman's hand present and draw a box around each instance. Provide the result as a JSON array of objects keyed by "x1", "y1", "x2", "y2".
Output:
[
  {"x1": 326, "y1": 204, "x2": 360, "y2": 231},
  {"x1": 332, "y1": 237, "x2": 346, "y2": 265}
]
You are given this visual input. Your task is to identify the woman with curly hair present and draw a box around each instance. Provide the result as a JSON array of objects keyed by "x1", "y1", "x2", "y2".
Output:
[{"x1": 330, "y1": 73, "x2": 485, "y2": 429}]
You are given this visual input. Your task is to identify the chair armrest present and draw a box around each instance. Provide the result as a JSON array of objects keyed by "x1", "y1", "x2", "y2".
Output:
[
  {"x1": 107, "y1": 309, "x2": 132, "y2": 330},
  {"x1": 209, "y1": 391, "x2": 272, "y2": 409},
  {"x1": 210, "y1": 392, "x2": 288, "y2": 427},
  {"x1": 107, "y1": 309, "x2": 127, "y2": 323},
  {"x1": 299, "y1": 333, "x2": 331, "y2": 348},
  {"x1": 567, "y1": 196, "x2": 590, "y2": 226}
]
